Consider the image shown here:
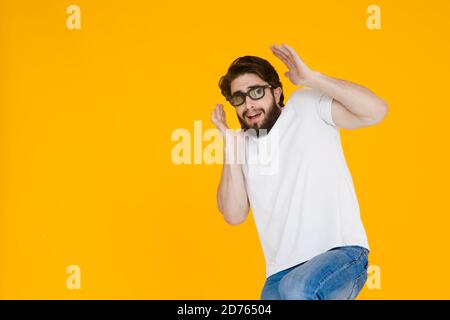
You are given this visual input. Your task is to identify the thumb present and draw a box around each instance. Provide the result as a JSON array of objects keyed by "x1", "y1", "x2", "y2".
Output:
[{"x1": 284, "y1": 71, "x2": 290, "y2": 78}]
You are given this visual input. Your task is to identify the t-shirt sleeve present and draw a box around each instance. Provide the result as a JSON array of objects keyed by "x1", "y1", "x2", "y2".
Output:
[
  {"x1": 288, "y1": 87, "x2": 336, "y2": 127},
  {"x1": 316, "y1": 90, "x2": 336, "y2": 127}
]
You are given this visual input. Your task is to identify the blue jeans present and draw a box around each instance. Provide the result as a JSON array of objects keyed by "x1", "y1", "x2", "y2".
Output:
[{"x1": 261, "y1": 246, "x2": 369, "y2": 300}]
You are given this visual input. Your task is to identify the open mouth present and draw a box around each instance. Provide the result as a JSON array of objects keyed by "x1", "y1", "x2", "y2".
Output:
[{"x1": 246, "y1": 111, "x2": 263, "y2": 123}]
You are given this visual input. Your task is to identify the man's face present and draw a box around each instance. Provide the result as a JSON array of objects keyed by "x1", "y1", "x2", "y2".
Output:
[{"x1": 230, "y1": 73, "x2": 282, "y2": 134}]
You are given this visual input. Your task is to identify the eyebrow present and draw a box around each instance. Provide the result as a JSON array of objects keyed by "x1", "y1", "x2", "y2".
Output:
[{"x1": 231, "y1": 85, "x2": 264, "y2": 96}]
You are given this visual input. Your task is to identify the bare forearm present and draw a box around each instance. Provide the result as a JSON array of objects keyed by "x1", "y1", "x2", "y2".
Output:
[
  {"x1": 306, "y1": 71, "x2": 388, "y2": 120},
  {"x1": 217, "y1": 140, "x2": 249, "y2": 225},
  {"x1": 218, "y1": 164, "x2": 248, "y2": 218}
]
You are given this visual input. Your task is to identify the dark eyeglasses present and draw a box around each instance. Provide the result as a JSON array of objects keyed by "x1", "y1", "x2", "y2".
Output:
[{"x1": 227, "y1": 84, "x2": 272, "y2": 107}]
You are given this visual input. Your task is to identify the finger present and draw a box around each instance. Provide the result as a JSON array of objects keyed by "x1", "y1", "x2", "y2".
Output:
[
  {"x1": 219, "y1": 108, "x2": 225, "y2": 119},
  {"x1": 282, "y1": 43, "x2": 298, "y2": 57},
  {"x1": 271, "y1": 46, "x2": 289, "y2": 62},
  {"x1": 278, "y1": 43, "x2": 296, "y2": 57},
  {"x1": 271, "y1": 48, "x2": 291, "y2": 66},
  {"x1": 273, "y1": 44, "x2": 294, "y2": 65},
  {"x1": 281, "y1": 43, "x2": 307, "y2": 68},
  {"x1": 274, "y1": 50, "x2": 295, "y2": 69},
  {"x1": 216, "y1": 105, "x2": 220, "y2": 118},
  {"x1": 212, "y1": 105, "x2": 225, "y2": 126},
  {"x1": 211, "y1": 112, "x2": 218, "y2": 125},
  {"x1": 212, "y1": 107, "x2": 220, "y2": 122},
  {"x1": 272, "y1": 43, "x2": 292, "y2": 59},
  {"x1": 271, "y1": 45, "x2": 296, "y2": 69},
  {"x1": 273, "y1": 44, "x2": 304, "y2": 75},
  {"x1": 216, "y1": 109, "x2": 222, "y2": 123},
  {"x1": 214, "y1": 105, "x2": 221, "y2": 116}
]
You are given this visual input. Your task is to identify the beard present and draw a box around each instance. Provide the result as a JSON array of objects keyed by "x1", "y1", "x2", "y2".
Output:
[{"x1": 237, "y1": 99, "x2": 282, "y2": 138}]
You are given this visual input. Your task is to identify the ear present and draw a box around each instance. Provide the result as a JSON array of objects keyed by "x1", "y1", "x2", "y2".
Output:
[{"x1": 274, "y1": 87, "x2": 282, "y2": 107}]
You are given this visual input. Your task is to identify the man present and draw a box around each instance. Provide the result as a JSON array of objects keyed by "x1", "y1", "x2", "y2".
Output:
[{"x1": 210, "y1": 43, "x2": 388, "y2": 300}]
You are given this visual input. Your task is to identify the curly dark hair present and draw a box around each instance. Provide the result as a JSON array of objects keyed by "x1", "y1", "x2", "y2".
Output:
[{"x1": 218, "y1": 56, "x2": 285, "y2": 108}]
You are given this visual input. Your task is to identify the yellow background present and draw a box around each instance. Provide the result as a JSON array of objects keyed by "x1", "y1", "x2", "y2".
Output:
[{"x1": 1, "y1": 0, "x2": 449, "y2": 299}]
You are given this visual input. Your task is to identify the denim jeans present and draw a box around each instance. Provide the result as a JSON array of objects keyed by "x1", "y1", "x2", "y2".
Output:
[{"x1": 260, "y1": 245, "x2": 369, "y2": 300}]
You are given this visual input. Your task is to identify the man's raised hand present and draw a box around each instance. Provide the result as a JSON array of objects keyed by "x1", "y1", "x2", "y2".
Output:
[
  {"x1": 269, "y1": 43, "x2": 318, "y2": 87},
  {"x1": 211, "y1": 103, "x2": 229, "y2": 137}
]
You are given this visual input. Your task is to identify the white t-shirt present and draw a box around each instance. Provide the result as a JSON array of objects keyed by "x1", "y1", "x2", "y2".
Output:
[{"x1": 240, "y1": 87, "x2": 370, "y2": 279}]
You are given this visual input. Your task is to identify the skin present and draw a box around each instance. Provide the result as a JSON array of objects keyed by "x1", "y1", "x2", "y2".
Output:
[
  {"x1": 210, "y1": 74, "x2": 282, "y2": 225},
  {"x1": 211, "y1": 43, "x2": 389, "y2": 225},
  {"x1": 269, "y1": 43, "x2": 389, "y2": 129},
  {"x1": 211, "y1": 73, "x2": 282, "y2": 136}
]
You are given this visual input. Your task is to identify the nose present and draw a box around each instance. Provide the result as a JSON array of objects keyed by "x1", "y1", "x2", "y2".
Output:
[{"x1": 244, "y1": 95, "x2": 257, "y2": 109}]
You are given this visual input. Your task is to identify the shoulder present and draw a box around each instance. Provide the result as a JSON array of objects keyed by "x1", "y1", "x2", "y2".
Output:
[
  {"x1": 287, "y1": 87, "x2": 324, "y2": 106},
  {"x1": 286, "y1": 87, "x2": 336, "y2": 128},
  {"x1": 285, "y1": 87, "x2": 325, "y2": 115}
]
